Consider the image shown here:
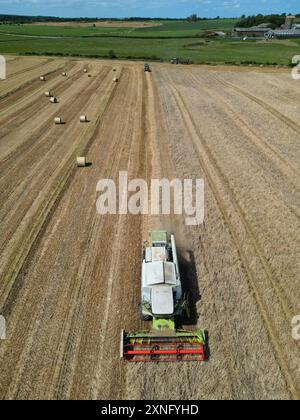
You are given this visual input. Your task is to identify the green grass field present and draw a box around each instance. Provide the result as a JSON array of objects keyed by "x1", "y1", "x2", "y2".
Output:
[
  {"x1": 0, "y1": 19, "x2": 299, "y2": 65},
  {"x1": 0, "y1": 19, "x2": 237, "y2": 38}
]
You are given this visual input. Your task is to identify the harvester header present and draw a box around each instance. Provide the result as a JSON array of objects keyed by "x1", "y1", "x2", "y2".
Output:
[{"x1": 120, "y1": 231, "x2": 207, "y2": 362}]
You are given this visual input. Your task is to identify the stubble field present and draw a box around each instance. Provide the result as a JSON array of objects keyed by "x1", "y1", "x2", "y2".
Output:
[{"x1": 0, "y1": 57, "x2": 299, "y2": 400}]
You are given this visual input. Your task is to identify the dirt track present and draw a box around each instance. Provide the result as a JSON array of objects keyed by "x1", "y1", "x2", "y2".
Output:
[{"x1": 0, "y1": 57, "x2": 299, "y2": 400}]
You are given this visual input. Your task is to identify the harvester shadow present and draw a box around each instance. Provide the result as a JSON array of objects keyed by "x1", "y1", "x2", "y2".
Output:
[
  {"x1": 77, "y1": 162, "x2": 92, "y2": 167},
  {"x1": 177, "y1": 249, "x2": 210, "y2": 360},
  {"x1": 205, "y1": 330, "x2": 211, "y2": 360},
  {"x1": 177, "y1": 249, "x2": 201, "y2": 327}
]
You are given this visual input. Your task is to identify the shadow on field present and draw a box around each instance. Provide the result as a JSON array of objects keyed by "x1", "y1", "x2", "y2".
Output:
[
  {"x1": 177, "y1": 248, "x2": 201, "y2": 327},
  {"x1": 177, "y1": 249, "x2": 210, "y2": 359}
]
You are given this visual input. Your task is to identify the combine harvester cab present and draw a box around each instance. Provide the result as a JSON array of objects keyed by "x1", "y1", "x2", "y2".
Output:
[{"x1": 121, "y1": 231, "x2": 207, "y2": 362}]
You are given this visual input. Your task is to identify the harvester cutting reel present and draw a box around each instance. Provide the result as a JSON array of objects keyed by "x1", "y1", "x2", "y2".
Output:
[{"x1": 122, "y1": 294, "x2": 208, "y2": 363}]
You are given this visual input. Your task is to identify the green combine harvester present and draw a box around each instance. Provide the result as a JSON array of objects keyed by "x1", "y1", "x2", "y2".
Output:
[
  {"x1": 121, "y1": 231, "x2": 207, "y2": 362},
  {"x1": 144, "y1": 63, "x2": 151, "y2": 72}
]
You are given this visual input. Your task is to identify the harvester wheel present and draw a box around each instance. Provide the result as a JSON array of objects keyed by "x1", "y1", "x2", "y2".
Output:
[
  {"x1": 177, "y1": 345, "x2": 184, "y2": 361},
  {"x1": 151, "y1": 346, "x2": 160, "y2": 361}
]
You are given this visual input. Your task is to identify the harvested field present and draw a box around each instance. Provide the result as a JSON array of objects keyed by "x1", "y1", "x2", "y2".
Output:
[
  {"x1": 0, "y1": 56, "x2": 71, "y2": 100},
  {"x1": 0, "y1": 57, "x2": 299, "y2": 400}
]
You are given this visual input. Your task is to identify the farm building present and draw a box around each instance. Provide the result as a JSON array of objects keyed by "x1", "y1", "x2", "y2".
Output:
[
  {"x1": 232, "y1": 27, "x2": 272, "y2": 38},
  {"x1": 283, "y1": 15, "x2": 295, "y2": 29},
  {"x1": 266, "y1": 28, "x2": 300, "y2": 39},
  {"x1": 233, "y1": 15, "x2": 300, "y2": 39}
]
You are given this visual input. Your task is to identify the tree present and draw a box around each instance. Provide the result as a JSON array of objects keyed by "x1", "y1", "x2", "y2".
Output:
[
  {"x1": 235, "y1": 13, "x2": 286, "y2": 29},
  {"x1": 187, "y1": 14, "x2": 198, "y2": 23},
  {"x1": 108, "y1": 50, "x2": 117, "y2": 59}
]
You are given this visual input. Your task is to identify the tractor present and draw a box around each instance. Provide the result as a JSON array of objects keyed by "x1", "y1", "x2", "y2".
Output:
[{"x1": 144, "y1": 63, "x2": 151, "y2": 72}]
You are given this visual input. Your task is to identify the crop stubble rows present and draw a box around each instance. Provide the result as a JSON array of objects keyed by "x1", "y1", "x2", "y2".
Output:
[{"x1": 0, "y1": 58, "x2": 299, "y2": 400}]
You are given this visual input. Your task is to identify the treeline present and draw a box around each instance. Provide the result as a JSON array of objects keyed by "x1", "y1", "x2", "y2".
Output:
[
  {"x1": 235, "y1": 14, "x2": 294, "y2": 29},
  {"x1": 0, "y1": 14, "x2": 230, "y2": 24},
  {"x1": 0, "y1": 15, "x2": 180, "y2": 24},
  {"x1": 1, "y1": 13, "x2": 298, "y2": 26}
]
